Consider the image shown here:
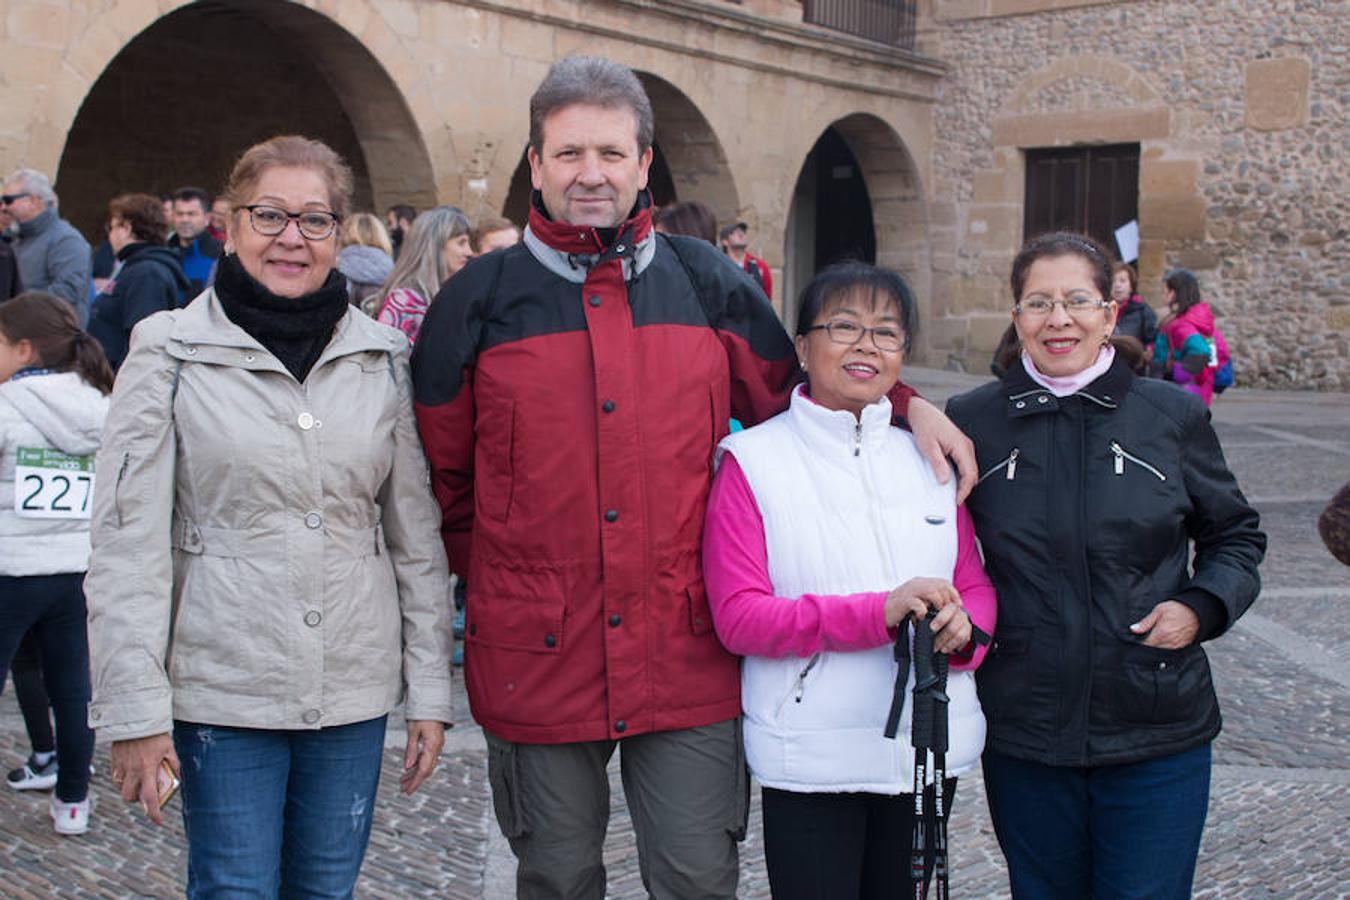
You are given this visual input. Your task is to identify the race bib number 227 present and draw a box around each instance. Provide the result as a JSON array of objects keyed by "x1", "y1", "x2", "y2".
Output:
[{"x1": 13, "y1": 447, "x2": 95, "y2": 519}]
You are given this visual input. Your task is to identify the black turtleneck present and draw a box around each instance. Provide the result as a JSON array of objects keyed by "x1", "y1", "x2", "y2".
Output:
[{"x1": 213, "y1": 253, "x2": 349, "y2": 382}]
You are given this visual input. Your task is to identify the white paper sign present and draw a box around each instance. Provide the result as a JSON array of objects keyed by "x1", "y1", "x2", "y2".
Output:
[
  {"x1": 13, "y1": 447, "x2": 95, "y2": 519},
  {"x1": 1115, "y1": 220, "x2": 1140, "y2": 263}
]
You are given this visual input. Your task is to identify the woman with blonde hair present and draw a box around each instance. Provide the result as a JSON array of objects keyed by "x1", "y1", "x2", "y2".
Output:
[
  {"x1": 376, "y1": 205, "x2": 472, "y2": 345},
  {"x1": 337, "y1": 211, "x2": 394, "y2": 316},
  {"x1": 86, "y1": 135, "x2": 453, "y2": 896}
]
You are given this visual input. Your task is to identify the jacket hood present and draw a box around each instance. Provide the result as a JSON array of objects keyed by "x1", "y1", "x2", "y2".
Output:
[
  {"x1": 1175, "y1": 302, "x2": 1215, "y2": 336},
  {"x1": 1, "y1": 371, "x2": 109, "y2": 455},
  {"x1": 124, "y1": 243, "x2": 191, "y2": 291},
  {"x1": 337, "y1": 245, "x2": 394, "y2": 286}
]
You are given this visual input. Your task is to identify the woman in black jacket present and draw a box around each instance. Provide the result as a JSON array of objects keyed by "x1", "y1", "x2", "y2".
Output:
[
  {"x1": 87, "y1": 193, "x2": 188, "y2": 369},
  {"x1": 1110, "y1": 260, "x2": 1157, "y2": 373},
  {"x1": 946, "y1": 232, "x2": 1265, "y2": 899}
]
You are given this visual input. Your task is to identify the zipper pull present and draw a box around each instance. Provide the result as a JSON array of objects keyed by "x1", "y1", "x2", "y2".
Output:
[
  {"x1": 1006, "y1": 448, "x2": 1019, "y2": 481},
  {"x1": 854, "y1": 422, "x2": 862, "y2": 457},
  {"x1": 1111, "y1": 441, "x2": 1124, "y2": 475},
  {"x1": 795, "y1": 654, "x2": 820, "y2": 703}
]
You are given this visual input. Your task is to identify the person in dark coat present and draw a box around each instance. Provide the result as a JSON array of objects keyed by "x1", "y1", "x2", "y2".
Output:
[
  {"x1": 947, "y1": 231, "x2": 1265, "y2": 900},
  {"x1": 0, "y1": 238, "x2": 21, "y2": 302},
  {"x1": 1111, "y1": 261, "x2": 1158, "y2": 373},
  {"x1": 87, "y1": 193, "x2": 187, "y2": 370}
]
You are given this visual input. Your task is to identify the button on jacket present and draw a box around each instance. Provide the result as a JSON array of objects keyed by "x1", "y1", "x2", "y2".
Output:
[
  {"x1": 946, "y1": 355, "x2": 1265, "y2": 767},
  {"x1": 86, "y1": 291, "x2": 453, "y2": 741}
]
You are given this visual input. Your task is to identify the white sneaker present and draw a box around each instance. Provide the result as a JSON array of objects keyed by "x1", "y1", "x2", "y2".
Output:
[
  {"x1": 6, "y1": 754, "x2": 58, "y2": 791},
  {"x1": 50, "y1": 795, "x2": 90, "y2": 836}
]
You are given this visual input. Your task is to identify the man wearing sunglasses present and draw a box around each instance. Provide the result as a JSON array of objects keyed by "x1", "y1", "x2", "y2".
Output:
[{"x1": 2, "y1": 169, "x2": 90, "y2": 324}]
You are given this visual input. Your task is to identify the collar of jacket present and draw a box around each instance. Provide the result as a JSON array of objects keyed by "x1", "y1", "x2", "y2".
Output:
[
  {"x1": 522, "y1": 190, "x2": 656, "y2": 284},
  {"x1": 1000, "y1": 351, "x2": 1134, "y2": 418},
  {"x1": 164, "y1": 288, "x2": 400, "y2": 375},
  {"x1": 786, "y1": 383, "x2": 894, "y2": 456},
  {"x1": 173, "y1": 230, "x2": 223, "y2": 258},
  {"x1": 17, "y1": 207, "x2": 56, "y2": 238}
]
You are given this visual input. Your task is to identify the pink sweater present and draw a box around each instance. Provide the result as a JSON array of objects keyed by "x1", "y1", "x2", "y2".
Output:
[{"x1": 703, "y1": 453, "x2": 996, "y2": 671}]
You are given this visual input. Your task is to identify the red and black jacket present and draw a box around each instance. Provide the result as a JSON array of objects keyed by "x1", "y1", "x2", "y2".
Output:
[{"x1": 411, "y1": 194, "x2": 914, "y2": 743}]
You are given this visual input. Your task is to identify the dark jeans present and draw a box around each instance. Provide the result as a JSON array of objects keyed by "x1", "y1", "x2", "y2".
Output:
[
  {"x1": 12, "y1": 629, "x2": 55, "y2": 752},
  {"x1": 761, "y1": 779, "x2": 957, "y2": 900},
  {"x1": 173, "y1": 716, "x2": 387, "y2": 899},
  {"x1": 0, "y1": 573, "x2": 95, "y2": 802},
  {"x1": 983, "y1": 744, "x2": 1212, "y2": 899}
]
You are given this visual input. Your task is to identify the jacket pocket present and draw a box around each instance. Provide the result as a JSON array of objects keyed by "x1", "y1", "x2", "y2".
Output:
[
  {"x1": 1112, "y1": 643, "x2": 1212, "y2": 726},
  {"x1": 687, "y1": 581, "x2": 714, "y2": 635},
  {"x1": 976, "y1": 626, "x2": 1032, "y2": 722},
  {"x1": 477, "y1": 400, "x2": 516, "y2": 525},
  {"x1": 467, "y1": 556, "x2": 569, "y2": 654}
]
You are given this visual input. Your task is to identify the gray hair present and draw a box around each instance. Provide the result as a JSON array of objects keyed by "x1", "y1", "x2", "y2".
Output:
[
  {"x1": 378, "y1": 205, "x2": 471, "y2": 304},
  {"x1": 6, "y1": 169, "x2": 56, "y2": 208},
  {"x1": 529, "y1": 56, "x2": 654, "y2": 154}
]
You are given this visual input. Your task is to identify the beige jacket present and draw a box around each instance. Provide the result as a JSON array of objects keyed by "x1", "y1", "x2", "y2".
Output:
[{"x1": 86, "y1": 290, "x2": 452, "y2": 741}]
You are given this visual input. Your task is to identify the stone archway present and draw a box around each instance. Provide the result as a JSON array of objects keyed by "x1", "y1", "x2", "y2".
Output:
[
  {"x1": 636, "y1": 73, "x2": 741, "y2": 228},
  {"x1": 54, "y1": 0, "x2": 435, "y2": 240},
  {"x1": 783, "y1": 114, "x2": 928, "y2": 341}
]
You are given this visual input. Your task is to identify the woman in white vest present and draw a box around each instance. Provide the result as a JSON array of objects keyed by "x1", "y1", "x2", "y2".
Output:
[{"x1": 703, "y1": 262, "x2": 997, "y2": 899}]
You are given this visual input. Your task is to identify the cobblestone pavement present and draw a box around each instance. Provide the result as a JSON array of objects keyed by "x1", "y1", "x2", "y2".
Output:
[{"x1": 1, "y1": 371, "x2": 1346, "y2": 898}]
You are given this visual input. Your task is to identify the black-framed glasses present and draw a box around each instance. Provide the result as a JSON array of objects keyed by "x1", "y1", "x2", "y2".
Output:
[
  {"x1": 0, "y1": 193, "x2": 31, "y2": 206},
  {"x1": 805, "y1": 320, "x2": 905, "y2": 353},
  {"x1": 238, "y1": 205, "x2": 340, "y2": 240},
  {"x1": 1015, "y1": 293, "x2": 1108, "y2": 318}
]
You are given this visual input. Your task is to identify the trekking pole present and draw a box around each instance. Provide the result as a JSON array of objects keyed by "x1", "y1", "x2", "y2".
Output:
[
  {"x1": 909, "y1": 610, "x2": 939, "y2": 900},
  {"x1": 931, "y1": 649, "x2": 951, "y2": 900},
  {"x1": 886, "y1": 608, "x2": 991, "y2": 899}
]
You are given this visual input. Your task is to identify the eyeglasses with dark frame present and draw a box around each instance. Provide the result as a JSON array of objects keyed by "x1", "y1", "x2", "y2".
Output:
[
  {"x1": 238, "y1": 205, "x2": 341, "y2": 241},
  {"x1": 0, "y1": 193, "x2": 32, "y2": 206},
  {"x1": 804, "y1": 320, "x2": 905, "y2": 353},
  {"x1": 1015, "y1": 293, "x2": 1109, "y2": 318}
]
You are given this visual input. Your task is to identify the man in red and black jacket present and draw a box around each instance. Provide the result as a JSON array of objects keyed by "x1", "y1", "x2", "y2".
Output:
[{"x1": 411, "y1": 56, "x2": 974, "y2": 899}]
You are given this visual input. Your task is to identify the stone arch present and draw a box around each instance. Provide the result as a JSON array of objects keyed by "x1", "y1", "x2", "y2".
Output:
[
  {"x1": 636, "y1": 72, "x2": 741, "y2": 226},
  {"x1": 52, "y1": 0, "x2": 435, "y2": 238},
  {"x1": 783, "y1": 113, "x2": 929, "y2": 343},
  {"x1": 1006, "y1": 55, "x2": 1163, "y2": 113}
]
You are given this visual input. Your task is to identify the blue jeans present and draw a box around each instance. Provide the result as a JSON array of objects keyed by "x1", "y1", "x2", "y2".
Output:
[
  {"x1": 0, "y1": 573, "x2": 94, "y2": 803},
  {"x1": 173, "y1": 716, "x2": 387, "y2": 899},
  {"x1": 982, "y1": 744, "x2": 1212, "y2": 899}
]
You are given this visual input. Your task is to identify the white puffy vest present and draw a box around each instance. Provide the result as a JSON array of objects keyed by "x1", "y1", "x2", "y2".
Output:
[{"x1": 717, "y1": 387, "x2": 985, "y2": 794}]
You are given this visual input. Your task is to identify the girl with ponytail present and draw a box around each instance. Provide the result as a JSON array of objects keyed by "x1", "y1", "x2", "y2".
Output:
[{"x1": 0, "y1": 291, "x2": 113, "y2": 835}]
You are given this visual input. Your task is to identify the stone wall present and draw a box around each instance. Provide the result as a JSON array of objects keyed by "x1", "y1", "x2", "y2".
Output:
[{"x1": 924, "y1": 0, "x2": 1347, "y2": 389}]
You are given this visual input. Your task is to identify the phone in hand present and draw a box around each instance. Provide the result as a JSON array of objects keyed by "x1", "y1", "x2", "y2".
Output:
[{"x1": 142, "y1": 758, "x2": 180, "y2": 813}]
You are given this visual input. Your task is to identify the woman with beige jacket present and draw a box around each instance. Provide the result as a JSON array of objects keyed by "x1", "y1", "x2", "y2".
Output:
[{"x1": 85, "y1": 135, "x2": 453, "y2": 897}]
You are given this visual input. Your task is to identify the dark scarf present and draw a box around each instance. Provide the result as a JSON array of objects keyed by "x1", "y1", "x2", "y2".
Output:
[{"x1": 214, "y1": 253, "x2": 349, "y2": 382}]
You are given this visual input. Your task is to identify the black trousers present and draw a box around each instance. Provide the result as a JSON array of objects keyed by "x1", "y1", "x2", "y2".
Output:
[
  {"x1": 761, "y1": 778, "x2": 957, "y2": 900},
  {"x1": 11, "y1": 629, "x2": 55, "y2": 752},
  {"x1": 0, "y1": 573, "x2": 94, "y2": 802}
]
